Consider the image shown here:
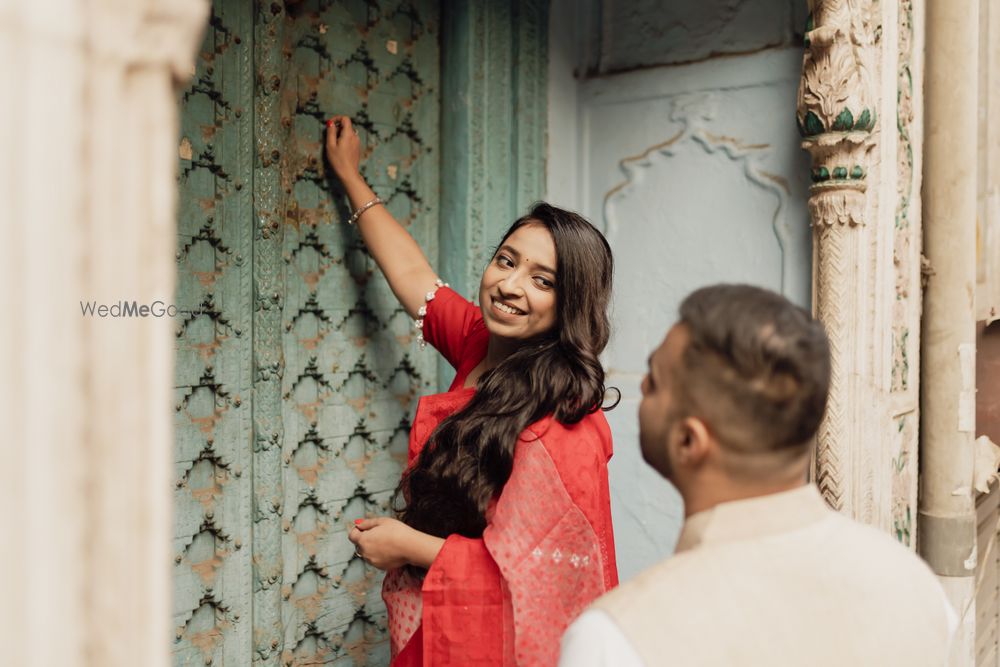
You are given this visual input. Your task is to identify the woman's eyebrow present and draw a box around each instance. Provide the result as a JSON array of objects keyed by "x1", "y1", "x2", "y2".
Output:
[{"x1": 500, "y1": 244, "x2": 555, "y2": 275}]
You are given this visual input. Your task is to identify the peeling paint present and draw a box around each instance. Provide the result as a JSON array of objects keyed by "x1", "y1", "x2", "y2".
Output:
[
  {"x1": 959, "y1": 343, "x2": 975, "y2": 432},
  {"x1": 965, "y1": 545, "x2": 977, "y2": 571}
]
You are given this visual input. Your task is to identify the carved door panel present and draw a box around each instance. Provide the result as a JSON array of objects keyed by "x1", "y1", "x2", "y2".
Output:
[
  {"x1": 546, "y1": 0, "x2": 813, "y2": 580},
  {"x1": 591, "y1": 65, "x2": 814, "y2": 581},
  {"x1": 173, "y1": 1, "x2": 440, "y2": 664}
]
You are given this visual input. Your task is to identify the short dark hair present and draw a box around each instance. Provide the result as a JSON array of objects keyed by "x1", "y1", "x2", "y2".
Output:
[{"x1": 675, "y1": 284, "x2": 830, "y2": 460}]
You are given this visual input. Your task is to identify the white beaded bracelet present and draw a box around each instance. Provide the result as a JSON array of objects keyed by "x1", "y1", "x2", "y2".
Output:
[{"x1": 415, "y1": 279, "x2": 449, "y2": 349}]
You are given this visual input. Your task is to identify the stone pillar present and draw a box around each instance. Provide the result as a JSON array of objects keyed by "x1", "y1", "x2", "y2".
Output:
[
  {"x1": 798, "y1": 0, "x2": 928, "y2": 549},
  {"x1": 978, "y1": 0, "x2": 1000, "y2": 322},
  {"x1": 919, "y1": 0, "x2": 979, "y2": 662},
  {"x1": 797, "y1": 0, "x2": 880, "y2": 517},
  {"x1": 0, "y1": 2, "x2": 207, "y2": 665}
]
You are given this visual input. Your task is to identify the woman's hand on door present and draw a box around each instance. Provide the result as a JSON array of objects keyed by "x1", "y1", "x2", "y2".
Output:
[{"x1": 325, "y1": 115, "x2": 361, "y2": 179}]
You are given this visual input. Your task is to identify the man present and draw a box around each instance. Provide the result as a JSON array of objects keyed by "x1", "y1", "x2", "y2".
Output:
[{"x1": 560, "y1": 284, "x2": 955, "y2": 666}]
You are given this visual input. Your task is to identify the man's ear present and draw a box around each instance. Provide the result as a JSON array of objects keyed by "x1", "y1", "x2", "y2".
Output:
[{"x1": 670, "y1": 416, "x2": 712, "y2": 468}]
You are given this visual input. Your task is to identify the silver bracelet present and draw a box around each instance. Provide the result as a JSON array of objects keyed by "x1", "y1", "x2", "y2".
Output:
[{"x1": 347, "y1": 196, "x2": 383, "y2": 225}]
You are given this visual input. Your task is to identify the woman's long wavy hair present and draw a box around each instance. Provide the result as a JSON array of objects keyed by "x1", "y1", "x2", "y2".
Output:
[{"x1": 396, "y1": 203, "x2": 615, "y2": 542}]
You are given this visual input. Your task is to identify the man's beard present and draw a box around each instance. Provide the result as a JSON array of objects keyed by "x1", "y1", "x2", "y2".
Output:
[
  {"x1": 657, "y1": 410, "x2": 685, "y2": 481},
  {"x1": 641, "y1": 412, "x2": 679, "y2": 480}
]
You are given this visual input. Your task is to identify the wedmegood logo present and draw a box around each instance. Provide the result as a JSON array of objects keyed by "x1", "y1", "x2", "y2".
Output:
[{"x1": 79, "y1": 300, "x2": 184, "y2": 318}]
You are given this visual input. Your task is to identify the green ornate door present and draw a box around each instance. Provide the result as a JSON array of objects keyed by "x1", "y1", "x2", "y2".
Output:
[{"x1": 173, "y1": 1, "x2": 440, "y2": 664}]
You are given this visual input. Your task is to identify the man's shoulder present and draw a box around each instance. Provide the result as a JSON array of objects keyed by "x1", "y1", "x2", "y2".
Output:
[
  {"x1": 820, "y1": 510, "x2": 939, "y2": 575},
  {"x1": 586, "y1": 508, "x2": 953, "y2": 665},
  {"x1": 597, "y1": 509, "x2": 945, "y2": 608}
]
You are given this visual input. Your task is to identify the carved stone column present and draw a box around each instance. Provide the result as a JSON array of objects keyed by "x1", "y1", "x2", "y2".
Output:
[{"x1": 797, "y1": 0, "x2": 880, "y2": 515}]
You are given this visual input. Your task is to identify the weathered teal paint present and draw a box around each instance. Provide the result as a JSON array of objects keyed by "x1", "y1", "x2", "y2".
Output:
[
  {"x1": 272, "y1": 4, "x2": 440, "y2": 664},
  {"x1": 438, "y1": 0, "x2": 548, "y2": 387},
  {"x1": 175, "y1": 1, "x2": 442, "y2": 664},
  {"x1": 252, "y1": 0, "x2": 289, "y2": 662},
  {"x1": 174, "y1": 1, "x2": 255, "y2": 664}
]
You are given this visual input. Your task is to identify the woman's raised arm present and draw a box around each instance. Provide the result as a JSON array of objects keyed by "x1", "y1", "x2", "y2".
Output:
[{"x1": 325, "y1": 115, "x2": 439, "y2": 319}]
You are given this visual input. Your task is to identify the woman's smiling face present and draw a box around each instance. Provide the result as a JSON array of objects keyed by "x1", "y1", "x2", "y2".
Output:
[{"x1": 478, "y1": 222, "x2": 558, "y2": 341}]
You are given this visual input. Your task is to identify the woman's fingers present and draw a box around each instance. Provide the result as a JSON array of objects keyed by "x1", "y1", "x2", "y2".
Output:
[
  {"x1": 354, "y1": 517, "x2": 384, "y2": 531},
  {"x1": 340, "y1": 117, "x2": 354, "y2": 136},
  {"x1": 325, "y1": 115, "x2": 355, "y2": 138},
  {"x1": 325, "y1": 120, "x2": 340, "y2": 154},
  {"x1": 324, "y1": 114, "x2": 364, "y2": 180},
  {"x1": 348, "y1": 526, "x2": 362, "y2": 544},
  {"x1": 325, "y1": 115, "x2": 361, "y2": 169},
  {"x1": 325, "y1": 116, "x2": 345, "y2": 143}
]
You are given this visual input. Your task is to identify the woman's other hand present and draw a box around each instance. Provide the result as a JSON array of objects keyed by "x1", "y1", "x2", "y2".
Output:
[
  {"x1": 348, "y1": 517, "x2": 445, "y2": 571},
  {"x1": 325, "y1": 115, "x2": 362, "y2": 180}
]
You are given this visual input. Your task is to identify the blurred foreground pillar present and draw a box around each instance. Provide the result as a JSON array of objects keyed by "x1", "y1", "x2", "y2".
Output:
[
  {"x1": 0, "y1": 2, "x2": 206, "y2": 665},
  {"x1": 919, "y1": 0, "x2": 979, "y2": 664}
]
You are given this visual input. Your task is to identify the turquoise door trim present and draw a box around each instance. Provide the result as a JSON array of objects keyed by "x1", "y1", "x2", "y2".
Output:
[
  {"x1": 439, "y1": 0, "x2": 549, "y2": 296},
  {"x1": 251, "y1": 0, "x2": 289, "y2": 659},
  {"x1": 438, "y1": 0, "x2": 549, "y2": 388}
]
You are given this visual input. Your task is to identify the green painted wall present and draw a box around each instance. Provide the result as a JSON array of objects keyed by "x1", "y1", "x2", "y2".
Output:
[{"x1": 174, "y1": 1, "x2": 546, "y2": 664}]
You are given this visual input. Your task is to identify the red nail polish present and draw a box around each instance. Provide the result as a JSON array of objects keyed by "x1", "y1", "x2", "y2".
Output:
[
  {"x1": 326, "y1": 119, "x2": 334, "y2": 127},
  {"x1": 354, "y1": 519, "x2": 363, "y2": 524}
]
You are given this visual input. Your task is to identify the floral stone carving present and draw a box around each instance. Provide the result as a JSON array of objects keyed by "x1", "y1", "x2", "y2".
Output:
[{"x1": 797, "y1": 0, "x2": 879, "y2": 227}]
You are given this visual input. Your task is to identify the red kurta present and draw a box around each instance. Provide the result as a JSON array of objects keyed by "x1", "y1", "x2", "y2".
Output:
[{"x1": 383, "y1": 287, "x2": 618, "y2": 666}]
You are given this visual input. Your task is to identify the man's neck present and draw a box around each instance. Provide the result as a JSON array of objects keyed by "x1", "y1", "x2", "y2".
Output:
[{"x1": 682, "y1": 476, "x2": 809, "y2": 519}]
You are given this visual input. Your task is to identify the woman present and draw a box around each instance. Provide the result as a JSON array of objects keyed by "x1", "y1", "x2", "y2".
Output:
[{"x1": 326, "y1": 116, "x2": 618, "y2": 666}]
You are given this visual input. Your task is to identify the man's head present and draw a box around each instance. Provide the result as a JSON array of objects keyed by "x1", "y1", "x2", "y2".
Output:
[{"x1": 639, "y1": 284, "x2": 830, "y2": 511}]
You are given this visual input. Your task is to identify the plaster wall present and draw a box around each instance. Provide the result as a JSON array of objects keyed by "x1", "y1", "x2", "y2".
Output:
[{"x1": 547, "y1": 0, "x2": 811, "y2": 581}]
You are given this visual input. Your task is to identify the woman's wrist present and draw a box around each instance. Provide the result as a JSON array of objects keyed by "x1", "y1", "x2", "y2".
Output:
[
  {"x1": 337, "y1": 170, "x2": 378, "y2": 213},
  {"x1": 335, "y1": 168, "x2": 366, "y2": 189},
  {"x1": 403, "y1": 527, "x2": 445, "y2": 569}
]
